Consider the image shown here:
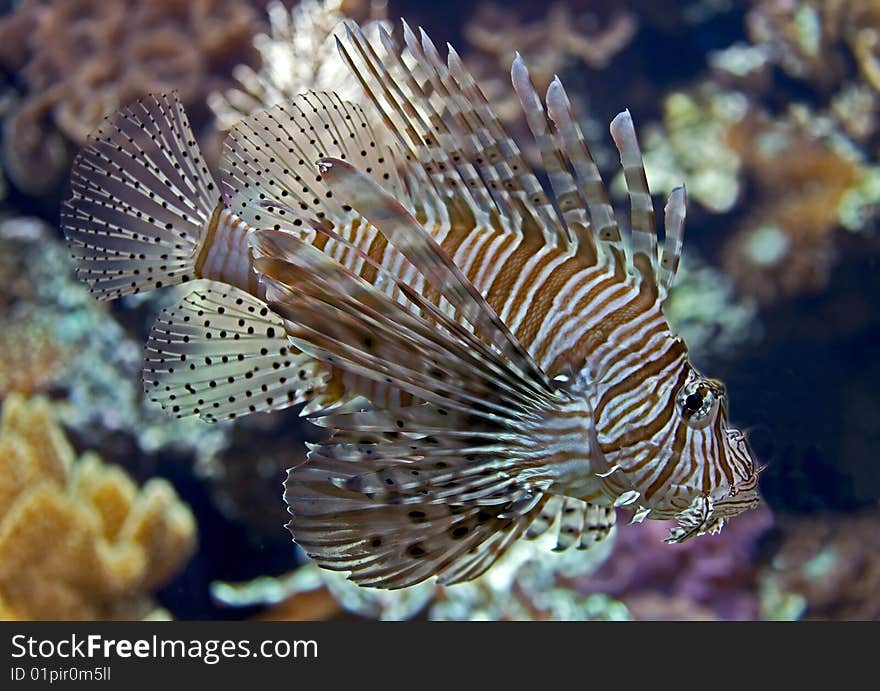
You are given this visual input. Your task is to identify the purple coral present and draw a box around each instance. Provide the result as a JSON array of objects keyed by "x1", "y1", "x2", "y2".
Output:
[{"x1": 577, "y1": 505, "x2": 774, "y2": 620}]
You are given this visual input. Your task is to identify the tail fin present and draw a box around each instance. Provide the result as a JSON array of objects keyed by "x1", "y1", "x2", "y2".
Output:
[{"x1": 61, "y1": 93, "x2": 219, "y2": 300}]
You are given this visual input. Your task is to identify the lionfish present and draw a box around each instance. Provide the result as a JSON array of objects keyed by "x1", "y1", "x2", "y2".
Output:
[{"x1": 62, "y1": 21, "x2": 760, "y2": 588}]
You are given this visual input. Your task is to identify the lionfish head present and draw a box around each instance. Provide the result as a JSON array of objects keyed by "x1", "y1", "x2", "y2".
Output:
[
  {"x1": 595, "y1": 357, "x2": 761, "y2": 542},
  {"x1": 663, "y1": 367, "x2": 762, "y2": 543}
]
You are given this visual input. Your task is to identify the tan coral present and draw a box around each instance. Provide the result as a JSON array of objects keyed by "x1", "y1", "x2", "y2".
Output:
[
  {"x1": 0, "y1": 0, "x2": 263, "y2": 194},
  {"x1": 466, "y1": 3, "x2": 637, "y2": 78},
  {"x1": 720, "y1": 109, "x2": 865, "y2": 302},
  {"x1": 0, "y1": 394, "x2": 196, "y2": 620}
]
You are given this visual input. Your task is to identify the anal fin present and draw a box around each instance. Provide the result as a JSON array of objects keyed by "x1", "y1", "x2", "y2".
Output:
[
  {"x1": 143, "y1": 285, "x2": 328, "y2": 422},
  {"x1": 524, "y1": 496, "x2": 616, "y2": 551}
]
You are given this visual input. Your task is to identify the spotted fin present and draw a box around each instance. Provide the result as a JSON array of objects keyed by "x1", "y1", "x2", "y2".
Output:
[
  {"x1": 286, "y1": 455, "x2": 553, "y2": 588},
  {"x1": 143, "y1": 285, "x2": 328, "y2": 422},
  {"x1": 219, "y1": 90, "x2": 401, "y2": 231},
  {"x1": 62, "y1": 92, "x2": 218, "y2": 300},
  {"x1": 247, "y1": 202, "x2": 579, "y2": 587},
  {"x1": 336, "y1": 21, "x2": 565, "y2": 243}
]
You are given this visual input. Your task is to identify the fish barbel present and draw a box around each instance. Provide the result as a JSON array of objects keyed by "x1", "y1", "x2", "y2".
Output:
[{"x1": 62, "y1": 21, "x2": 761, "y2": 588}]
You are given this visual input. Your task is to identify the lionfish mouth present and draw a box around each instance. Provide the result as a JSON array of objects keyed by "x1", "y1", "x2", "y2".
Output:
[
  {"x1": 665, "y1": 495, "x2": 717, "y2": 544},
  {"x1": 664, "y1": 489, "x2": 759, "y2": 544}
]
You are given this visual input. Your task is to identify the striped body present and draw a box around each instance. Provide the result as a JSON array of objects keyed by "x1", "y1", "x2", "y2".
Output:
[{"x1": 197, "y1": 204, "x2": 679, "y2": 508}]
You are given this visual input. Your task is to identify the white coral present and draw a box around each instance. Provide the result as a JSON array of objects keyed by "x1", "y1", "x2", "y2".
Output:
[{"x1": 209, "y1": 0, "x2": 388, "y2": 130}]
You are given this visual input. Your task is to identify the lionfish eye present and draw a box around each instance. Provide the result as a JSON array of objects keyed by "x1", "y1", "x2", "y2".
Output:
[
  {"x1": 676, "y1": 379, "x2": 718, "y2": 426},
  {"x1": 684, "y1": 393, "x2": 703, "y2": 412}
]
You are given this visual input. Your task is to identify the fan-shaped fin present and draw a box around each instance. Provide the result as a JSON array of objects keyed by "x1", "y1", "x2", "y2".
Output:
[{"x1": 143, "y1": 285, "x2": 328, "y2": 422}]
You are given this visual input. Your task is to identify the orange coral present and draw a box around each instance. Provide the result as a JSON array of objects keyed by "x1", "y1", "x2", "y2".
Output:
[
  {"x1": 720, "y1": 110, "x2": 865, "y2": 302},
  {"x1": 0, "y1": 394, "x2": 197, "y2": 620},
  {"x1": 0, "y1": 316, "x2": 71, "y2": 399}
]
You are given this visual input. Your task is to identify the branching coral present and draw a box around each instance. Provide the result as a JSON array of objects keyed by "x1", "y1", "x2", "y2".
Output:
[
  {"x1": 209, "y1": 0, "x2": 386, "y2": 131},
  {"x1": 466, "y1": 3, "x2": 637, "y2": 77},
  {"x1": 759, "y1": 511, "x2": 880, "y2": 621},
  {"x1": 0, "y1": 0, "x2": 264, "y2": 195},
  {"x1": 0, "y1": 394, "x2": 197, "y2": 620},
  {"x1": 461, "y1": 3, "x2": 637, "y2": 165},
  {"x1": 720, "y1": 108, "x2": 877, "y2": 302}
]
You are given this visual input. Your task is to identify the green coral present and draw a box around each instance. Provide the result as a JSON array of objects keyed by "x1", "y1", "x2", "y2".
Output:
[
  {"x1": 636, "y1": 87, "x2": 748, "y2": 213},
  {"x1": 665, "y1": 250, "x2": 759, "y2": 359}
]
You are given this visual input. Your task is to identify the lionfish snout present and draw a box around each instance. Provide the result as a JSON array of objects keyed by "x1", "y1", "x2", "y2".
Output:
[{"x1": 666, "y1": 428, "x2": 761, "y2": 543}]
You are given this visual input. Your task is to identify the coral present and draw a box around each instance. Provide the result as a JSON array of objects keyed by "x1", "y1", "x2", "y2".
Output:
[
  {"x1": 759, "y1": 511, "x2": 880, "y2": 621},
  {"x1": 0, "y1": 0, "x2": 265, "y2": 195},
  {"x1": 629, "y1": 0, "x2": 880, "y2": 309},
  {"x1": 466, "y1": 3, "x2": 637, "y2": 77},
  {"x1": 461, "y1": 3, "x2": 637, "y2": 166},
  {"x1": 0, "y1": 394, "x2": 196, "y2": 620},
  {"x1": 212, "y1": 528, "x2": 626, "y2": 621},
  {"x1": 664, "y1": 249, "x2": 759, "y2": 360},
  {"x1": 209, "y1": 0, "x2": 387, "y2": 131},
  {"x1": 429, "y1": 534, "x2": 627, "y2": 621},
  {"x1": 712, "y1": 1, "x2": 880, "y2": 152},
  {"x1": 580, "y1": 505, "x2": 774, "y2": 620},
  {"x1": 720, "y1": 107, "x2": 877, "y2": 302},
  {"x1": 638, "y1": 79, "x2": 880, "y2": 304},
  {"x1": 0, "y1": 216, "x2": 228, "y2": 458},
  {"x1": 637, "y1": 86, "x2": 748, "y2": 214},
  {"x1": 745, "y1": 0, "x2": 880, "y2": 93},
  {"x1": 0, "y1": 314, "x2": 71, "y2": 399}
]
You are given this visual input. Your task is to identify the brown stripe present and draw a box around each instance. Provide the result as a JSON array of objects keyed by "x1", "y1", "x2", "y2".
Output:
[
  {"x1": 595, "y1": 336, "x2": 686, "y2": 422},
  {"x1": 360, "y1": 222, "x2": 388, "y2": 285},
  {"x1": 312, "y1": 220, "x2": 330, "y2": 251},
  {"x1": 713, "y1": 415, "x2": 735, "y2": 488},
  {"x1": 461, "y1": 227, "x2": 503, "y2": 290},
  {"x1": 426, "y1": 218, "x2": 475, "y2": 307},
  {"x1": 645, "y1": 421, "x2": 688, "y2": 500},
  {"x1": 193, "y1": 202, "x2": 225, "y2": 277},
  {"x1": 603, "y1": 366, "x2": 688, "y2": 457},
  {"x1": 485, "y1": 231, "x2": 546, "y2": 314},
  {"x1": 543, "y1": 273, "x2": 628, "y2": 369},
  {"x1": 517, "y1": 255, "x2": 587, "y2": 350}
]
